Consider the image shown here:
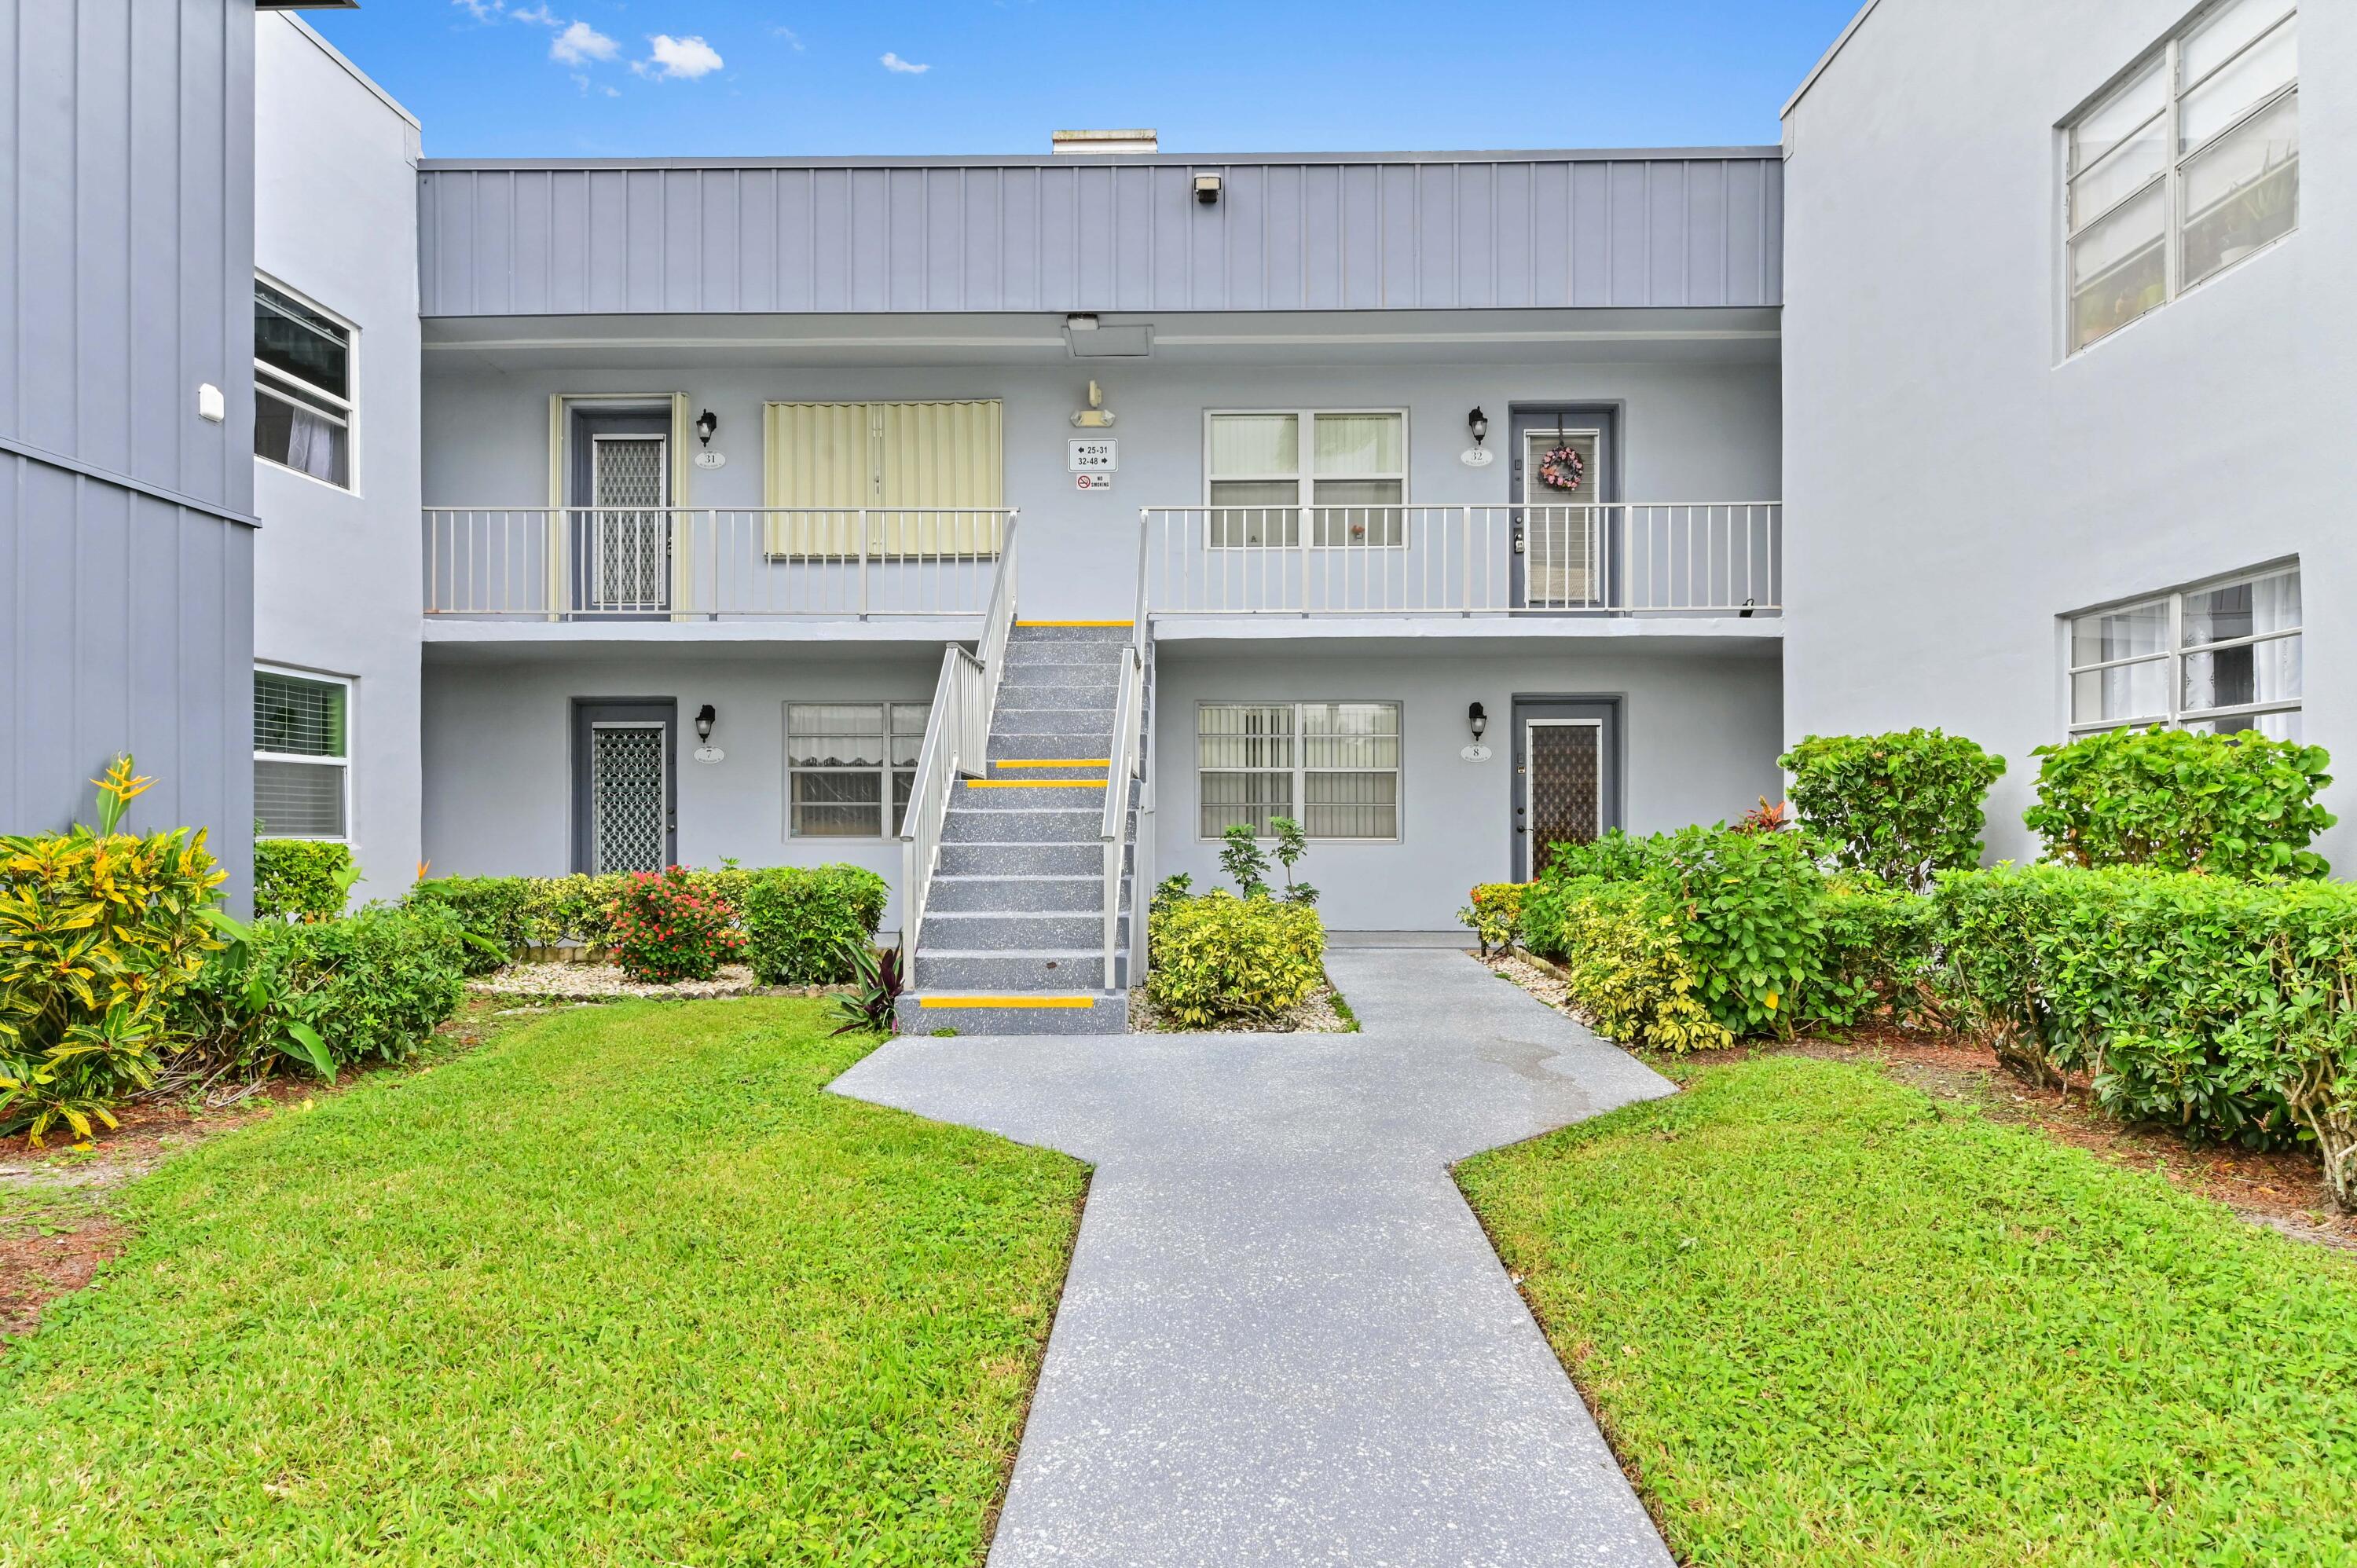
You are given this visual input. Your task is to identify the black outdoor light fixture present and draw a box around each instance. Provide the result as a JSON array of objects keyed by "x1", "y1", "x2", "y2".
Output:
[
  {"x1": 1467, "y1": 701, "x2": 1488, "y2": 741},
  {"x1": 695, "y1": 703, "x2": 717, "y2": 742},
  {"x1": 1466, "y1": 406, "x2": 1489, "y2": 448},
  {"x1": 695, "y1": 408, "x2": 719, "y2": 447}
]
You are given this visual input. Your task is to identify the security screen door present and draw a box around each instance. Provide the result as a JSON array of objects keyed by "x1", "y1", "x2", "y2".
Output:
[
  {"x1": 1510, "y1": 406, "x2": 1616, "y2": 610},
  {"x1": 1512, "y1": 698, "x2": 1620, "y2": 881},
  {"x1": 573, "y1": 701, "x2": 677, "y2": 873},
  {"x1": 567, "y1": 405, "x2": 673, "y2": 615}
]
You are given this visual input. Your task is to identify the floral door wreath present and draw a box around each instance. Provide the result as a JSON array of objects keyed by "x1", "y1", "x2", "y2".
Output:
[{"x1": 1538, "y1": 441, "x2": 1586, "y2": 492}]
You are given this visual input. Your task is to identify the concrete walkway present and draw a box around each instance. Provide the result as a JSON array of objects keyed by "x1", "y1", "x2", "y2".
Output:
[{"x1": 832, "y1": 949, "x2": 1678, "y2": 1567}]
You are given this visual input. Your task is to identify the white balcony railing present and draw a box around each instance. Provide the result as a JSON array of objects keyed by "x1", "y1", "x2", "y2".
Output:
[
  {"x1": 422, "y1": 507, "x2": 1016, "y2": 619},
  {"x1": 1139, "y1": 502, "x2": 1780, "y2": 617}
]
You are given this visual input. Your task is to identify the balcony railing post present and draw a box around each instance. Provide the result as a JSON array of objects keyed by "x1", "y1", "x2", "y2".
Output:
[{"x1": 856, "y1": 508, "x2": 870, "y2": 619}]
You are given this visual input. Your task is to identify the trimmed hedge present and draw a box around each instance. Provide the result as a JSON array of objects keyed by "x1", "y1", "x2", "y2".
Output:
[
  {"x1": 741, "y1": 864, "x2": 891, "y2": 985},
  {"x1": 2025, "y1": 726, "x2": 2335, "y2": 878},
  {"x1": 1520, "y1": 875, "x2": 1728, "y2": 1053},
  {"x1": 174, "y1": 904, "x2": 467, "y2": 1078},
  {"x1": 253, "y1": 838, "x2": 357, "y2": 921},
  {"x1": 1145, "y1": 892, "x2": 1325, "y2": 1027},
  {"x1": 1780, "y1": 728, "x2": 2005, "y2": 890},
  {"x1": 405, "y1": 875, "x2": 535, "y2": 975},
  {"x1": 1456, "y1": 881, "x2": 1528, "y2": 956},
  {"x1": 1930, "y1": 865, "x2": 2357, "y2": 1203}
]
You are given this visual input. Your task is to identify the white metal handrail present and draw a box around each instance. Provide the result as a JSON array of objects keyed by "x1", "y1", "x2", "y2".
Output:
[
  {"x1": 1138, "y1": 501, "x2": 1780, "y2": 617},
  {"x1": 422, "y1": 507, "x2": 1016, "y2": 619},
  {"x1": 898, "y1": 514, "x2": 1021, "y2": 959},
  {"x1": 1101, "y1": 642, "x2": 1144, "y2": 989}
]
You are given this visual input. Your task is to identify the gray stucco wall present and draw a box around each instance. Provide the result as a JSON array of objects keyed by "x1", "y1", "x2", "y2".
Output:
[
  {"x1": 254, "y1": 15, "x2": 424, "y2": 905},
  {"x1": 1782, "y1": 0, "x2": 2357, "y2": 866},
  {"x1": 417, "y1": 152, "x2": 1781, "y2": 317},
  {"x1": 1150, "y1": 640, "x2": 1785, "y2": 929},
  {"x1": 0, "y1": 0, "x2": 255, "y2": 890},
  {"x1": 421, "y1": 354, "x2": 1780, "y2": 620}
]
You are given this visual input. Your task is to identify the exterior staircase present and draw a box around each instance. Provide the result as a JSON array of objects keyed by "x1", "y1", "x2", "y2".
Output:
[{"x1": 894, "y1": 621, "x2": 1142, "y2": 1035}]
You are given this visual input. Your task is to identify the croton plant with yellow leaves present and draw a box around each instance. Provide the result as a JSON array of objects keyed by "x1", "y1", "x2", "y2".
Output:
[{"x1": 0, "y1": 757, "x2": 226, "y2": 1144}]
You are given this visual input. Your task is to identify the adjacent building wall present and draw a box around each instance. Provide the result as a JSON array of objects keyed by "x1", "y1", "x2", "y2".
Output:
[
  {"x1": 421, "y1": 354, "x2": 1780, "y2": 619},
  {"x1": 254, "y1": 15, "x2": 425, "y2": 903},
  {"x1": 1150, "y1": 640, "x2": 1785, "y2": 929},
  {"x1": 1782, "y1": 0, "x2": 2357, "y2": 865},
  {"x1": 0, "y1": 0, "x2": 255, "y2": 891}
]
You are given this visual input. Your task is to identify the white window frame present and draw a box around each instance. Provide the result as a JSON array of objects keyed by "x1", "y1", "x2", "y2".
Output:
[
  {"x1": 783, "y1": 701, "x2": 931, "y2": 841},
  {"x1": 253, "y1": 273, "x2": 358, "y2": 493},
  {"x1": 2065, "y1": 562, "x2": 2301, "y2": 737},
  {"x1": 2062, "y1": 0, "x2": 2298, "y2": 357},
  {"x1": 1201, "y1": 408, "x2": 1410, "y2": 551},
  {"x1": 1195, "y1": 698, "x2": 1404, "y2": 843},
  {"x1": 253, "y1": 665, "x2": 354, "y2": 843}
]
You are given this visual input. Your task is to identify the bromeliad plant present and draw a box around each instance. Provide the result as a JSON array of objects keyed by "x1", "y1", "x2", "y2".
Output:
[
  {"x1": 607, "y1": 866, "x2": 745, "y2": 984},
  {"x1": 0, "y1": 757, "x2": 227, "y2": 1143}
]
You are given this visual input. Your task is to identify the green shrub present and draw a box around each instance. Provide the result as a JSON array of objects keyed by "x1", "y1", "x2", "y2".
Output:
[
  {"x1": 519, "y1": 866, "x2": 756, "y2": 949},
  {"x1": 1456, "y1": 881, "x2": 1529, "y2": 956},
  {"x1": 0, "y1": 759, "x2": 226, "y2": 1142},
  {"x1": 253, "y1": 838, "x2": 359, "y2": 921},
  {"x1": 1644, "y1": 825, "x2": 1826, "y2": 1037},
  {"x1": 405, "y1": 875, "x2": 535, "y2": 975},
  {"x1": 2023, "y1": 726, "x2": 2336, "y2": 878},
  {"x1": 609, "y1": 868, "x2": 744, "y2": 984},
  {"x1": 1145, "y1": 892, "x2": 1325, "y2": 1028},
  {"x1": 1523, "y1": 875, "x2": 1731, "y2": 1053},
  {"x1": 741, "y1": 865, "x2": 891, "y2": 985},
  {"x1": 1811, "y1": 875, "x2": 1936, "y2": 1029},
  {"x1": 1930, "y1": 865, "x2": 2357, "y2": 1205},
  {"x1": 1780, "y1": 728, "x2": 2007, "y2": 890},
  {"x1": 178, "y1": 905, "x2": 467, "y2": 1078},
  {"x1": 1545, "y1": 828, "x2": 1663, "y2": 884}
]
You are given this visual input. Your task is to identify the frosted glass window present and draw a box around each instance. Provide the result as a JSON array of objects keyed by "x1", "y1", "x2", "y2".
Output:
[{"x1": 1206, "y1": 410, "x2": 1406, "y2": 548}]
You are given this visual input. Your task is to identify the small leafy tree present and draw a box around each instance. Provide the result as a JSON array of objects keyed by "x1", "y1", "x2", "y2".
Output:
[
  {"x1": 2024, "y1": 726, "x2": 2335, "y2": 878},
  {"x1": 1269, "y1": 816, "x2": 1318, "y2": 906},
  {"x1": 1780, "y1": 728, "x2": 2007, "y2": 891},
  {"x1": 1219, "y1": 823, "x2": 1271, "y2": 899}
]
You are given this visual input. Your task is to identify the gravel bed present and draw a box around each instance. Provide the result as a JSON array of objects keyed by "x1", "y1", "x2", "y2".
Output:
[
  {"x1": 1128, "y1": 980, "x2": 1354, "y2": 1034},
  {"x1": 467, "y1": 964, "x2": 855, "y2": 1002}
]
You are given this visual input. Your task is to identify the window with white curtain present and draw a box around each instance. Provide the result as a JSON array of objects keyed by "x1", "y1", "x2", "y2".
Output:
[
  {"x1": 786, "y1": 702, "x2": 929, "y2": 837},
  {"x1": 2067, "y1": 564, "x2": 2301, "y2": 739},
  {"x1": 1198, "y1": 701, "x2": 1401, "y2": 841},
  {"x1": 2066, "y1": 0, "x2": 2297, "y2": 352},
  {"x1": 255, "y1": 669, "x2": 350, "y2": 839},
  {"x1": 253, "y1": 280, "x2": 354, "y2": 489},
  {"x1": 1204, "y1": 410, "x2": 1406, "y2": 548}
]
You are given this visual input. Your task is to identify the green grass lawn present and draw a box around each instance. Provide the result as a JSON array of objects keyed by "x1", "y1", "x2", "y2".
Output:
[
  {"x1": 0, "y1": 999, "x2": 1084, "y2": 1566},
  {"x1": 1459, "y1": 1053, "x2": 2357, "y2": 1567}
]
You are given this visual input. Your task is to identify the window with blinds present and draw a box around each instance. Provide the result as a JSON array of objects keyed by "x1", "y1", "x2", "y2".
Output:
[
  {"x1": 1205, "y1": 410, "x2": 1407, "y2": 548},
  {"x1": 1197, "y1": 700, "x2": 1401, "y2": 841},
  {"x1": 786, "y1": 702, "x2": 930, "y2": 837},
  {"x1": 255, "y1": 669, "x2": 350, "y2": 839},
  {"x1": 762, "y1": 401, "x2": 1003, "y2": 559}
]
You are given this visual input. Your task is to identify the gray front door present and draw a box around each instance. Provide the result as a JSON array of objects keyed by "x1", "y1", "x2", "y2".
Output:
[
  {"x1": 1509, "y1": 405, "x2": 1618, "y2": 611},
  {"x1": 572, "y1": 699, "x2": 678, "y2": 874},
  {"x1": 1511, "y1": 697, "x2": 1621, "y2": 880}
]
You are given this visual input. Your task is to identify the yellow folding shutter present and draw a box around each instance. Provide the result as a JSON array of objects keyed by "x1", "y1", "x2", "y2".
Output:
[
  {"x1": 763, "y1": 401, "x2": 878, "y2": 558},
  {"x1": 763, "y1": 400, "x2": 1002, "y2": 559},
  {"x1": 875, "y1": 401, "x2": 1003, "y2": 556}
]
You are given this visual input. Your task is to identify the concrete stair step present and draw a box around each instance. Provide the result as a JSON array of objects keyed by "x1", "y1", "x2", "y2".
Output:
[
  {"x1": 937, "y1": 841, "x2": 1127, "y2": 876},
  {"x1": 929, "y1": 874, "x2": 1128, "y2": 914},
  {"x1": 942, "y1": 807, "x2": 1127, "y2": 844},
  {"x1": 1008, "y1": 621, "x2": 1135, "y2": 643},
  {"x1": 987, "y1": 736, "x2": 1116, "y2": 762},
  {"x1": 958, "y1": 779, "x2": 1110, "y2": 808},
  {"x1": 894, "y1": 991, "x2": 1130, "y2": 1035},
  {"x1": 984, "y1": 758, "x2": 1114, "y2": 779},
  {"x1": 915, "y1": 950, "x2": 1126, "y2": 990},
  {"x1": 923, "y1": 911, "x2": 1106, "y2": 950}
]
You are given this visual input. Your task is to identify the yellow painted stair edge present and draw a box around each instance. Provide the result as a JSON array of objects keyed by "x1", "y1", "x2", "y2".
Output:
[
  {"x1": 916, "y1": 995, "x2": 1099, "y2": 1009},
  {"x1": 995, "y1": 758, "x2": 1113, "y2": 768},
  {"x1": 1014, "y1": 619, "x2": 1134, "y2": 627},
  {"x1": 963, "y1": 779, "x2": 1106, "y2": 788}
]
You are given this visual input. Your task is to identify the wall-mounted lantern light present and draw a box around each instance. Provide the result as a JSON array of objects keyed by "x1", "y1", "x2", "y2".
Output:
[
  {"x1": 695, "y1": 409, "x2": 719, "y2": 447},
  {"x1": 1461, "y1": 407, "x2": 1494, "y2": 468},
  {"x1": 1467, "y1": 701, "x2": 1487, "y2": 741},
  {"x1": 1466, "y1": 407, "x2": 1489, "y2": 448},
  {"x1": 695, "y1": 703, "x2": 718, "y2": 742}
]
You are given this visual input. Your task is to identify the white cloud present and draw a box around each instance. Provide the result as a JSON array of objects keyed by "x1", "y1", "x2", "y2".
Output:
[
  {"x1": 550, "y1": 20, "x2": 619, "y2": 65},
  {"x1": 772, "y1": 26, "x2": 805, "y2": 50},
  {"x1": 880, "y1": 52, "x2": 930, "y2": 74},
  {"x1": 508, "y1": 2, "x2": 558, "y2": 23},
  {"x1": 635, "y1": 34, "x2": 725, "y2": 79},
  {"x1": 452, "y1": 0, "x2": 500, "y2": 20}
]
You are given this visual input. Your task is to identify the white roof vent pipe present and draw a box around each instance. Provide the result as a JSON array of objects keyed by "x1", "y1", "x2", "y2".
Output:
[{"x1": 1052, "y1": 129, "x2": 1159, "y2": 155}]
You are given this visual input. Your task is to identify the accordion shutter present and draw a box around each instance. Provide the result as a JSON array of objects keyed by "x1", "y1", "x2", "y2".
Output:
[{"x1": 763, "y1": 400, "x2": 1003, "y2": 558}]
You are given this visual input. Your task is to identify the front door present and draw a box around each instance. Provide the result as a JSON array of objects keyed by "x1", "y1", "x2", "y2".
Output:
[
  {"x1": 1510, "y1": 406, "x2": 1617, "y2": 611},
  {"x1": 1512, "y1": 697, "x2": 1621, "y2": 880},
  {"x1": 569, "y1": 408, "x2": 671, "y2": 614},
  {"x1": 573, "y1": 700, "x2": 678, "y2": 874}
]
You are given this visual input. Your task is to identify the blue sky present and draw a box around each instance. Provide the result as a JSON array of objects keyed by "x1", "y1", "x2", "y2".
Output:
[{"x1": 310, "y1": 1, "x2": 1862, "y2": 159}]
